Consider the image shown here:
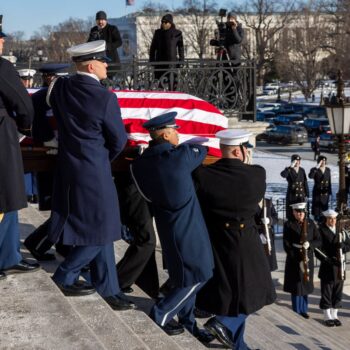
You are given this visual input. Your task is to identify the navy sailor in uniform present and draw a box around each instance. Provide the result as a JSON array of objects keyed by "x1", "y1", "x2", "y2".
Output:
[
  {"x1": 281, "y1": 154, "x2": 309, "y2": 220},
  {"x1": 283, "y1": 202, "x2": 321, "y2": 319},
  {"x1": 130, "y1": 112, "x2": 215, "y2": 342},
  {"x1": 308, "y1": 155, "x2": 332, "y2": 222},
  {"x1": 193, "y1": 129, "x2": 276, "y2": 350},
  {"x1": 46, "y1": 40, "x2": 134, "y2": 310},
  {"x1": 317, "y1": 209, "x2": 350, "y2": 327}
]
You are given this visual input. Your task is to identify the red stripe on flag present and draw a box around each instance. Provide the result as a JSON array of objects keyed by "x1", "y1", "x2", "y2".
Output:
[
  {"x1": 118, "y1": 98, "x2": 222, "y2": 114},
  {"x1": 123, "y1": 118, "x2": 225, "y2": 135}
]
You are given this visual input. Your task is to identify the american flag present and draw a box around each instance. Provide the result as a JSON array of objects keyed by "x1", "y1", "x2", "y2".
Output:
[{"x1": 26, "y1": 89, "x2": 228, "y2": 157}]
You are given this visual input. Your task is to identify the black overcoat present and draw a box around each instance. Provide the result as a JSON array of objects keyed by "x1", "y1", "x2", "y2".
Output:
[
  {"x1": 317, "y1": 224, "x2": 350, "y2": 282},
  {"x1": 283, "y1": 219, "x2": 321, "y2": 295},
  {"x1": 308, "y1": 167, "x2": 332, "y2": 218},
  {"x1": 194, "y1": 158, "x2": 276, "y2": 316},
  {"x1": 88, "y1": 24, "x2": 122, "y2": 63},
  {"x1": 0, "y1": 57, "x2": 34, "y2": 213},
  {"x1": 281, "y1": 166, "x2": 309, "y2": 219},
  {"x1": 131, "y1": 142, "x2": 214, "y2": 288},
  {"x1": 149, "y1": 26, "x2": 185, "y2": 63},
  {"x1": 48, "y1": 74, "x2": 127, "y2": 246}
]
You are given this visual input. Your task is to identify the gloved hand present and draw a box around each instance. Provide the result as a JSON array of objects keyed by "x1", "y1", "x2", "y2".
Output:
[
  {"x1": 46, "y1": 148, "x2": 58, "y2": 155},
  {"x1": 44, "y1": 138, "x2": 58, "y2": 149},
  {"x1": 260, "y1": 234, "x2": 267, "y2": 244},
  {"x1": 261, "y1": 217, "x2": 270, "y2": 225},
  {"x1": 302, "y1": 241, "x2": 310, "y2": 249},
  {"x1": 316, "y1": 161, "x2": 322, "y2": 169},
  {"x1": 332, "y1": 257, "x2": 341, "y2": 267},
  {"x1": 290, "y1": 160, "x2": 297, "y2": 168},
  {"x1": 337, "y1": 242, "x2": 345, "y2": 249}
]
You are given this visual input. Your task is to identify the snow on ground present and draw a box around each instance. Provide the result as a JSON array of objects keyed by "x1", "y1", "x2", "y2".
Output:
[{"x1": 253, "y1": 150, "x2": 339, "y2": 203}]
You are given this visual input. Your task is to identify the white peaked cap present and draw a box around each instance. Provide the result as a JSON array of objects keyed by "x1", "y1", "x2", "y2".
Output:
[
  {"x1": 18, "y1": 69, "x2": 36, "y2": 78},
  {"x1": 215, "y1": 129, "x2": 252, "y2": 146},
  {"x1": 290, "y1": 202, "x2": 307, "y2": 210},
  {"x1": 322, "y1": 209, "x2": 338, "y2": 217},
  {"x1": 67, "y1": 40, "x2": 108, "y2": 62}
]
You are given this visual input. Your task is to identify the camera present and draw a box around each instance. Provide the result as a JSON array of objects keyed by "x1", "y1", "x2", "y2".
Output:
[{"x1": 210, "y1": 9, "x2": 228, "y2": 48}]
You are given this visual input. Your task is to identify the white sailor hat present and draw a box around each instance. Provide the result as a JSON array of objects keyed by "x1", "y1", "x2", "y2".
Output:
[
  {"x1": 17, "y1": 69, "x2": 36, "y2": 79},
  {"x1": 215, "y1": 129, "x2": 253, "y2": 147},
  {"x1": 290, "y1": 202, "x2": 307, "y2": 211},
  {"x1": 322, "y1": 209, "x2": 338, "y2": 217},
  {"x1": 67, "y1": 40, "x2": 110, "y2": 62}
]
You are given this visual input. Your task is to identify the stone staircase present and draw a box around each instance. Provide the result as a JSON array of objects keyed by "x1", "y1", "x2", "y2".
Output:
[{"x1": 1, "y1": 205, "x2": 350, "y2": 349}]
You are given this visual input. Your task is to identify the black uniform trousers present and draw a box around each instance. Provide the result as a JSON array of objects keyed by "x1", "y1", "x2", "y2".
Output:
[
  {"x1": 114, "y1": 171, "x2": 159, "y2": 298},
  {"x1": 320, "y1": 279, "x2": 344, "y2": 309}
]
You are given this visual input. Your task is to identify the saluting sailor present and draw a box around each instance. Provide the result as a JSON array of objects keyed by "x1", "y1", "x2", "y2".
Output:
[
  {"x1": 130, "y1": 112, "x2": 214, "y2": 342},
  {"x1": 281, "y1": 154, "x2": 309, "y2": 220},
  {"x1": 46, "y1": 40, "x2": 134, "y2": 310},
  {"x1": 194, "y1": 129, "x2": 276, "y2": 350},
  {"x1": 308, "y1": 155, "x2": 332, "y2": 222}
]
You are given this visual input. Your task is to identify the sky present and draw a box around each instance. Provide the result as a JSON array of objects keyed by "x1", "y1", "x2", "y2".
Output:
[{"x1": 1, "y1": 0, "x2": 230, "y2": 39}]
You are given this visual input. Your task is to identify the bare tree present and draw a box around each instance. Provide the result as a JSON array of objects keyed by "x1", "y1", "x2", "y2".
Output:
[
  {"x1": 231, "y1": 0, "x2": 297, "y2": 85},
  {"x1": 276, "y1": 3, "x2": 332, "y2": 101},
  {"x1": 176, "y1": 0, "x2": 217, "y2": 59}
]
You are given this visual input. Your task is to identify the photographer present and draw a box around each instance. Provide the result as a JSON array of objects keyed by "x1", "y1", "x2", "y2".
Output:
[{"x1": 224, "y1": 13, "x2": 244, "y2": 67}]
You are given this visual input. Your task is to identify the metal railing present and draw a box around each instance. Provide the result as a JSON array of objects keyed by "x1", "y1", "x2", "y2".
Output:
[
  {"x1": 23, "y1": 58, "x2": 256, "y2": 121},
  {"x1": 108, "y1": 59, "x2": 256, "y2": 121}
]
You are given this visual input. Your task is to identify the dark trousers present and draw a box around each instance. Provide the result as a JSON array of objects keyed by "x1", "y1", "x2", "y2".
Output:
[
  {"x1": 53, "y1": 243, "x2": 120, "y2": 297},
  {"x1": 320, "y1": 279, "x2": 344, "y2": 309},
  {"x1": 151, "y1": 282, "x2": 204, "y2": 333},
  {"x1": 291, "y1": 294, "x2": 308, "y2": 314},
  {"x1": 216, "y1": 314, "x2": 248, "y2": 350},
  {"x1": 0, "y1": 211, "x2": 22, "y2": 270},
  {"x1": 24, "y1": 218, "x2": 71, "y2": 257},
  {"x1": 115, "y1": 172, "x2": 159, "y2": 297}
]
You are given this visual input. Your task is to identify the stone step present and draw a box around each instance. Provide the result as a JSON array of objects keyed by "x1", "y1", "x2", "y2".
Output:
[
  {"x1": 0, "y1": 270, "x2": 106, "y2": 350},
  {"x1": 115, "y1": 241, "x2": 207, "y2": 350}
]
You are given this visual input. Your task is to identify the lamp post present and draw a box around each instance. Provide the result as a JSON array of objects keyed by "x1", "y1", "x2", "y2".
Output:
[{"x1": 324, "y1": 70, "x2": 350, "y2": 212}]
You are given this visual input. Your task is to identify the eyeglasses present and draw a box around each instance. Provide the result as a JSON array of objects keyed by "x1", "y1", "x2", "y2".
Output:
[{"x1": 161, "y1": 20, "x2": 169, "y2": 24}]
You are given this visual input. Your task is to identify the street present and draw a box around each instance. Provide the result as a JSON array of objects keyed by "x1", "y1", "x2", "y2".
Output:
[{"x1": 256, "y1": 140, "x2": 340, "y2": 166}]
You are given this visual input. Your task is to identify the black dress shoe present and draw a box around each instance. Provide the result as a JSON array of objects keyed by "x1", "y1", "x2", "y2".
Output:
[
  {"x1": 324, "y1": 320, "x2": 335, "y2": 327},
  {"x1": 333, "y1": 319, "x2": 342, "y2": 327},
  {"x1": 27, "y1": 247, "x2": 56, "y2": 261},
  {"x1": 104, "y1": 294, "x2": 136, "y2": 310},
  {"x1": 300, "y1": 312, "x2": 310, "y2": 319},
  {"x1": 204, "y1": 317, "x2": 235, "y2": 349},
  {"x1": 0, "y1": 271, "x2": 6, "y2": 280},
  {"x1": 4, "y1": 260, "x2": 40, "y2": 274},
  {"x1": 56, "y1": 280, "x2": 96, "y2": 296},
  {"x1": 121, "y1": 286, "x2": 134, "y2": 293},
  {"x1": 194, "y1": 307, "x2": 214, "y2": 319},
  {"x1": 160, "y1": 320, "x2": 184, "y2": 336},
  {"x1": 193, "y1": 328, "x2": 215, "y2": 343}
]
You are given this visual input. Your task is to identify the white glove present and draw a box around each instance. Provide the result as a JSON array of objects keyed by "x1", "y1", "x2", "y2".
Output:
[
  {"x1": 260, "y1": 234, "x2": 267, "y2": 244},
  {"x1": 290, "y1": 160, "x2": 297, "y2": 168},
  {"x1": 46, "y1": 148, "x2": 58, "y2": 155},
  {"x1": 261, "y1": 217, "x2": 270, "y2": 225},
  {"x1": 302, "y1": 241, "x2": 310, "y2": 249},
  {"x1": 43, "y1": 138, "x2": 58, "y2": 148},
  {"x1": 293, "y1": 243, "x2": 302, "y2": 249}
]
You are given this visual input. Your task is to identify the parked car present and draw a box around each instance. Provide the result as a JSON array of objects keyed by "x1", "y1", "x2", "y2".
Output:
[
  {"x1": 311, "y1": 132, "x2": 350, "y2": 153},
  {"x1": 257, "y1": 102, "x2": 281, "y2": 112},
  {"x1": 266, "y1": 125, "x2": 308, "y2": 145},
  {"x1": 256, "y1": 111, "x2": 276, "y2": 122},
  {"x1": 273, "y1": 114, "x2": 304, "y2": 125},
  {"x1": 303, "y1": 118, "x2": 329, "y2": 135}
]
